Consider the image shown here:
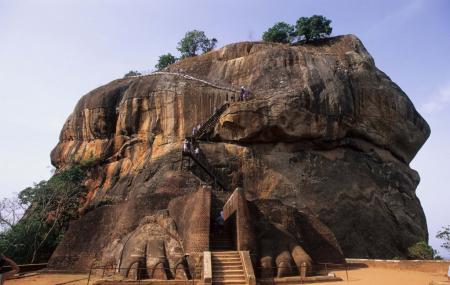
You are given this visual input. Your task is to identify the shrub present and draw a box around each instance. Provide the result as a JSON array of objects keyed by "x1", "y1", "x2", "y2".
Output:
[
  {"x1": 262, "y1": 22, "x2": 295, "y2": 43},
  {"x1": 124, "y1": 70, "x2": 141, "y2": 78},
  {"x1": 295, "y1": 15, "x2": 332, "y2": 42},
  {"x1": 155, "y1": 53, "x2": 177, "y2": 70},
  {"x1": 407, "y1": 241, "x2": 435, "y2": 260}
]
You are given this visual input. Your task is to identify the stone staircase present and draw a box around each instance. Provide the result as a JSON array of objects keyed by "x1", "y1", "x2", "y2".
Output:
[
  {"x1": 211, "y1": 251, "x2": 246, "y2": 285},
  {"x1": 194, "y1": 102, "x2": 230, "y2": 140}
]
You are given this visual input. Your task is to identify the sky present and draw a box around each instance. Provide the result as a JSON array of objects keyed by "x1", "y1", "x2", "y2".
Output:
[{"x1": 0, "y1": 0, "x2": 449, "y2": 257}]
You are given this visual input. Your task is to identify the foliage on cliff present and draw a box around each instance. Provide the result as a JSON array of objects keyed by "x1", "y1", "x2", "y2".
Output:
[
  {"x1": 262, "y1": 15, "x2": 332, "y2": 43},
  {"x1": 295, "y1": 15, "x2": 332, "y2": 42},
  {"x1": 155, "y1": 53, "x2": 178, "y2": 70},
  {"x1": 0, "y1": 160, "x2": 93, "y2": 263},
  {"x1": 177, "y1": 30, "x2": 217, "y2": 58},
  {"x1": 262, "y1": 22, "x2": 295, "y2": 43},
  {"x1": 436, "y1": 225, "x2": 450, "y2": 252}
]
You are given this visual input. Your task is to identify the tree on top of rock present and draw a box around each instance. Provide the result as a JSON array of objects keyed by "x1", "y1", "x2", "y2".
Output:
[
  {"x1": 177, "y1": 30, "x2": 217, "y2": 58},
  {"x1": 262, "y1": 22, "x2": 295, "y2": 43},
  {"x1": 155, "y1": 53, "x2": 178, "y2": 70},
  {"x1": 295, "y1": 15, "x2": 332, "y2": 42}
]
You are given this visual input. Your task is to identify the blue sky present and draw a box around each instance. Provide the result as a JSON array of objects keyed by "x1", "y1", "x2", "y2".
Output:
[{"x1": 0, "y1": 0, "x2": 449, "y2": 257}]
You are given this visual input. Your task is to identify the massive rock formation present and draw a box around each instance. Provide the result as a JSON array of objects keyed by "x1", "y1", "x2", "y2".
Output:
[{"x1": 49, "y1": 35, "x2": 430, "y2": 274}]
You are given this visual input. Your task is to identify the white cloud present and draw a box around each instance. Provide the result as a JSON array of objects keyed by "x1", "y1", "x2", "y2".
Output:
[{"x1": 421, "y1": 82, "x2": 450, "y2": 114}]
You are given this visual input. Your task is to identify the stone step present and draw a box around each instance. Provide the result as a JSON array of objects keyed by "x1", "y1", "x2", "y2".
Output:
[
  {"x1": 212, "y1": 256, "x2": 240, "y2": 259},
  {"x1": 213, "y1": 264, "x2": 243, "y2": 269},
  {"x1": 212, "y1": 261, "x2": 242, "y2": 266},
  {"x1": 212, "y1": 253, "x2": 239, "y2": 256},
  {"x1": 213, "y1": 271, "x2": 245, "y2": 276},
  {"x1": 214, "y1": 268, "x2": 244, "y2": 273},
  {"x1": 213, "y1": 278, "x2": 246, "y2": 282},
  {"x1": 212, "y1": 279, "x2": 247, "y2": 285},
  {"x1": 213, "y1": 276, "x2": 246, "y2": 282},
  {"x1": 212, "y1": 252, "x2": 239, "y2": 255}
]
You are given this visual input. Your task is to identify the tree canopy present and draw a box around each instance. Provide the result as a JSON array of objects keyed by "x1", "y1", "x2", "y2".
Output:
[
  {"x1": 295, "y1": 15, "x2": 332, "y2": 42},
  {"x1": 436, "y1": 225, "x2": 450, "y2": 252},
  {"x1": 407, "y1": 241, "x2": 438, "y2": 260},
  {"x1": 177, "y1": 30, "x2": 217, "y2": 58},
  {"x1": 155, "y1": 53, "x2": 178, "y2": 70},
  {"x1": 262, "y1": 22, "x2": 295, "y2": 43},
  {"x1": 0, "y1": 161, "x2": 93, "y2": 263}
]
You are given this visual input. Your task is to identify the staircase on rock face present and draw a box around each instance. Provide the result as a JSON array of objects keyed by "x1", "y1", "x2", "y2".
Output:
[
  {"x1": 194, "y1": 102, "x2": 230, "y2": 140},
  {"x1": 181, "y1": 149, "x2": 228, "y2": 191},
  {"x1": 211, "y1": 251, "x2": 246, "y2": 285},
  {"x1": 181, "y1": 102, "x2": 231, "y2": 191}
]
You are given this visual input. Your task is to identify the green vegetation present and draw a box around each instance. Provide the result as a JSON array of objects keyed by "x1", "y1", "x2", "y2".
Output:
[
  {"x1": 262, "y1": 22, "x2": 295, "y2": 43},
  {"x1": 295, "y1": 15, "x2": 332, "y2": 42},
  {"x1": 262, "y1": 15, "x2": 332, "y2": 44},
  {"x1": 124, "y1": 70, "x2": 142, "y2": 78},
  {"x1": 126, "y1": 29, "x2": 217, "y2": 74},
  {"x1": 0, "y1": 160, "x2": 93, "y2": 263},
  {"x1": 155, "y1": 53, "x2": 178, "y2": 70},
  {"x1": 436, "y1": 225, "x2": 450, "y2": 251},
  {"x1": 407, "y1": 241, "x2": 437, "y2": 260},
  {"x1": 177, "y1": 30, "x2": 217, "y2": 58}
]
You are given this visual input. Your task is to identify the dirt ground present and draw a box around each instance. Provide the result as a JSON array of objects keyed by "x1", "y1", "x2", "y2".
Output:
[
  {"x1": 6, "y1": 273, "x2": 102, "y2": 285},
  {"x1": 5, "y1": 268, "x2": 450, "y2": 285},
  {"x1": 328, "y1": 267, "x2": 448, "y2": 285}
]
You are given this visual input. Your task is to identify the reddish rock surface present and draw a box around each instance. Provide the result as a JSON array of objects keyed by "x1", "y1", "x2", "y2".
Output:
[{"x1": 49, "y1": 35, "x2": 429, "y2": 274}]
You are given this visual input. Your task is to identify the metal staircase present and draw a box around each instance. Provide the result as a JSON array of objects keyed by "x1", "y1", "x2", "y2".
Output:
[
  {"x1": 181, "y1": 102, "x2": 231, "y2": 191},
  {"x1": 194, "y1": 102, "x2": 230, "y2": 140},
  {"x1": 181, "y1": 148, "x2": 228, "y2": 191}
]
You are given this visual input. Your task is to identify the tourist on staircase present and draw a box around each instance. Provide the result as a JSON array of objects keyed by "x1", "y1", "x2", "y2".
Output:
[
  {"x1": 216, "y1": 211, "x2": 225, "y2": 236},
  {"x1": 183, "y1": 139, "x2": 190, "y2": 154},
  {"x1": 240, "y1": 86, "x2": 245, "y2": 101}
]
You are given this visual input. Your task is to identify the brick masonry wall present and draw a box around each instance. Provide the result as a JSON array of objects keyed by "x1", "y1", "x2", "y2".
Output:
[{"x1": 169, "y1": 186, "x2": 211, "y2": 253}]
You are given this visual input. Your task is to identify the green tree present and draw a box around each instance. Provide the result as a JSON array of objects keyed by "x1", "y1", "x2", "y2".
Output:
[
  {"x1": 262, "y1": 22, "x2": 295, "y2": 43},
  {"x1": 177, "y1": 30, "x2": 217, "y2": 58},
  {"x1": 407, "y1": 241, "x2": 436, "y2": 260},
  {"x1": 436, "y1": 225, "x2": 450, "y2": 251},
  {"x1": 124, "y1": 70, "x2": 141, "y2": 78},
  {"x1": 155, "y1": 53, "x2": 178, "y2": 70},
  {"x1": 0, "y1": 161, "x2": 93, "y2": 263},
  {"x1": 295, "y1": 15, "x2": 332, "y2": 42}
]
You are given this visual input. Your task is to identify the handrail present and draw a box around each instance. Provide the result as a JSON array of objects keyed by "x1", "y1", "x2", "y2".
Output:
[
  {"x1": 194, "y1": 102, "x2": 230, "y2": 140},
  {"x1": 240, "y1": 251, "x2": 256, "y2": 285},
  {"x1": 182, "y1": 150, "x2": 228, "y2": 191},
  {"x1": 129, "y1": 71, "x2": 240, "y2": 93}
]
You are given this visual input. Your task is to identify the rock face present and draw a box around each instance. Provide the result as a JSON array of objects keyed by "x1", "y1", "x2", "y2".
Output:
[{"x1": 49, "y1": 35, "x2": 430, "y2": 273}]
